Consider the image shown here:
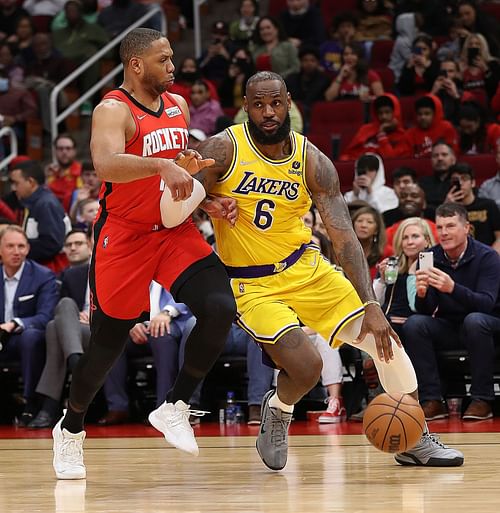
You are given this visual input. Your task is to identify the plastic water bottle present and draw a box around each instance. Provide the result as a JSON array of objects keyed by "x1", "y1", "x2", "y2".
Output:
[{"x1": 225, "y1": 391, "x2": 237, "y2": 425}]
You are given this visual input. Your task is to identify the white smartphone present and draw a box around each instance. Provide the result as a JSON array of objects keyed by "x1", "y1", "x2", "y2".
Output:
[{"x1": 419, "y1": 251, "x2": 434, "y2": 270}]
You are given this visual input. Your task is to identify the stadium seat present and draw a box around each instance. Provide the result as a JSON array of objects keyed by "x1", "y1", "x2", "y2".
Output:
[
  {"x1": 374, "y1": 67, "x2": 394, "y2": 91},
  {"x1": 321, "y1": 0, "x2": 358, "y2": 31},
  {"x1": 398, "y1": 95, "x2": 418, "y2": 127},
  {"x1": 481, "y1": 2, "x2": 500, "y2": 24},
  {"x1": 309, "y1": 100, "x2": 366, "y2": 132},
  {"x1": 370, "y1": 40, "x2": 394, "y2": 68}
]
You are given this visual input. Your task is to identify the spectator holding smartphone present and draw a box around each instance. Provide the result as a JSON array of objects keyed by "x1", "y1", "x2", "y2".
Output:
[
  {"x1": 398, "y1": 34, "x2": 440, "y2": 96},
  {"x1": 446, "y1": 162, "x2": 500, "y2": 254},
  {"x1": 430, "y1": 59, "x2": 464, "y2": 124},
  {"x1": 459, "y1": 33, "x2": 500, "y2": 108}
]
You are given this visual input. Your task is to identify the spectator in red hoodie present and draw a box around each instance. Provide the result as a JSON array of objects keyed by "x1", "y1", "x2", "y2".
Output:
[
  {"x1": 340, "y1": 93, "x2": 411, "y2": 161},
  {"x1": 405, "y1": 94, "x2": 458, "y2": 158}
]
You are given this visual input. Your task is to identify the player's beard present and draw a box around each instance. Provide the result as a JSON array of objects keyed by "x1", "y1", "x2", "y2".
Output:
[
  {"x1": 247, "y1": 112, "x2": 291, "y2": 145},
  {"x1": 143, "y1": 70, "x2": 169, "y2": 96}
]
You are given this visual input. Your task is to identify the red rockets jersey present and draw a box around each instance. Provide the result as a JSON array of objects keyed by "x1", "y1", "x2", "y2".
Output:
[{"x1": 97, "y1": 88, "x2": 189, "y2": 225}]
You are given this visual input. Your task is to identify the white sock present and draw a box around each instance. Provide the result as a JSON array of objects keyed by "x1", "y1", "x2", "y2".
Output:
[{"x1": 269, "y1": 391, "x2": 294, "y2": 413}]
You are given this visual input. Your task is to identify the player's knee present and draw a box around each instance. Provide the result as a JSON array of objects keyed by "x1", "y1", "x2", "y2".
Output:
[
  {"x1": 296, "y1": 350, "x2": 323, "y2": 391},
  {"x1": 197, "y1": 291, "x2": 236, "y2": 326}
]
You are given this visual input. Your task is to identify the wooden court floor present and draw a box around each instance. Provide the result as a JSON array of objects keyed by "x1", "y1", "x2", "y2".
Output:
[{"x1": 0, "y1": 428, "x2": 499, "y2": 513}]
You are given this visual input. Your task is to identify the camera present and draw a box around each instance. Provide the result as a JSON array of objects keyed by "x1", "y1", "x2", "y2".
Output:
[{"x1": 438, "y1": 69, "x2": 448, "y2": 78}]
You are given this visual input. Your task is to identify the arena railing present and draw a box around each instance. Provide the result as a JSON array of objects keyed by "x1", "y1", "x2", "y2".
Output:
[
  {"x1": 0, "y1": 126, "x2": 18, "y2": 172},
  {"x1": 49, "y1": 4, "x2": 167, "y2": 161}
]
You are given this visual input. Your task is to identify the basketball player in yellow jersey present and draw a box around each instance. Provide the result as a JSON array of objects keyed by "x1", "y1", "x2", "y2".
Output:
[{"x1": 192, "y1": 72, "x2": 464, "y2": 470}]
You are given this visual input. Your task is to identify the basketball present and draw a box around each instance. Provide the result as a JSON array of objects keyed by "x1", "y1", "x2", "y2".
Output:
[{"x1": 363, "y1": 393, "x2": 425, "y2": 453}]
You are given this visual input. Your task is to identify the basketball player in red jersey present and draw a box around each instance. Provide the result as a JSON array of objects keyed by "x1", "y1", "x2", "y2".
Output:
[{"x1": 52, "y1": 28, "x2": 237, "y2": 480}]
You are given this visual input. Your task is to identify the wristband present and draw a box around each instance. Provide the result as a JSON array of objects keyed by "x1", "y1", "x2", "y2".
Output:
[{"x1": 363, "y1": 300, "x2": 380, "y2": 308}]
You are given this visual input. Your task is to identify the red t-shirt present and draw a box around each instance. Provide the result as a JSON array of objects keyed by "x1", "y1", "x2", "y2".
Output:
[
  {"x1": 338, "y1": 69, "x2": 381, "y2": 99},
  {"x1": 98, "y1": 88, "x2": 189, "y2": 226}
]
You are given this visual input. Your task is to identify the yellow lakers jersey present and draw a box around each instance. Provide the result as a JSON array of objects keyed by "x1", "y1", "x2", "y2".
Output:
[{"x1": 211, "y1": 123, "x2": 312, "y2": 267}]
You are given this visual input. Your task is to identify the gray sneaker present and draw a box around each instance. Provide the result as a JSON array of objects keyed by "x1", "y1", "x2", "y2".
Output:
[
  {"x1": 395, "y1": 431, "x2": 464, "y2": 467},
  {"x1": 256, "y1": 390, "x2": 293, "y2": 471}
]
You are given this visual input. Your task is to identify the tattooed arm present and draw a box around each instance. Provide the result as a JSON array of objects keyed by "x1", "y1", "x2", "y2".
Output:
[
  {"x1": 192, "y1": 131, "x2": 238, "y2": 224},
  {"x1": 305, "y1": 142, "x2": 401, "y2": 361}
]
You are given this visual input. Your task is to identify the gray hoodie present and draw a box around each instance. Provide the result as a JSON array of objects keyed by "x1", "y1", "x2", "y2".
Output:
[{"x1": 389, "y1": 13, "x2": 419, "y2": 82}]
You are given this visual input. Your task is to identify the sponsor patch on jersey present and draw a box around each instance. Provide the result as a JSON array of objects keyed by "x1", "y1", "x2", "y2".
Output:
[{"x1": 165, "y1": 106, "x2": 182, "y2": 118}]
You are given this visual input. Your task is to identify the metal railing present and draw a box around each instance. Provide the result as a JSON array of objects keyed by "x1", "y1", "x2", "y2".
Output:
[
  {"x1": 0, "y1": 126, "x2": 18, "y2": 171},
  {"x1": 49, "y1": 4, "x2": 166, "y2": 160}
]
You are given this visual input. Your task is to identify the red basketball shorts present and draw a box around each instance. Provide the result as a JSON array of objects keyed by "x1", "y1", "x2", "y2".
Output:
[{"x1": 90, "y1": 214, "x2": 213, "y2": 319}]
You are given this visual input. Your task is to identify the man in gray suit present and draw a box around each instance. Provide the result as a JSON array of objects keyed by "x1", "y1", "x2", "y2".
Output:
[{"x1": 29, "y1": 229, "x2": 92, "y2": 428}]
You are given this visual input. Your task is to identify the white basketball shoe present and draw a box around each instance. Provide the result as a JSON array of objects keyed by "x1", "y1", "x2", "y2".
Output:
[{"x1": 52, "y1": 416, "x2": 86, "y2": 480}]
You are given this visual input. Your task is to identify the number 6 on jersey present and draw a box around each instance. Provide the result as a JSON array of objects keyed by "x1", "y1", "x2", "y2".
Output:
[{"x1": 253, "y1": 199, "x2": 276, "y2": 230}]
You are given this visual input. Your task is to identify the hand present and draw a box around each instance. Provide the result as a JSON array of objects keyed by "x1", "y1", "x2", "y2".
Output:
[
  {"x1": 201, "y1": 195, "x2": 238, "y2": 226},
  {"x1": 427, "y1": 267, "x2": 455, "y2": 293},
  {"x1": 376, "y1": 258, "x2": 389, "y2": 284},
  {"x1": 352, "y1": 180, "x2": 361, "y2": 196},
  {"x1": 149, "y1": 312, "x2": 171, "y2": 338},
  {"x1": 129, "y1": 323, "x2": 149, "y2": 344},
  {"x1": 354, "y1": 175, "x2": 372, "y2": 193},
  {"x1": 355, "y1": 304, "x2": 402, "y2": 363},
  {"x1": 431, "y1": 76, "x2": 445, "y2": 94},
  {"x1": 289, "y1": 37, "x2": 301, "y2": 48},
  {"x1": 415, "y1": 269, "x2": 430, "y2": 297},
  {"x1": 79, "y1": 311, "x2": 89, "y2": 324},
  {"x1": 160, "y1": 161, "x2": 194, "y2": 201},
  {"x1": 174, "y1": 149, "x2": 215, "y2": 176},
  {"x1": 473, "y1": 56, "x2": 487, "y2": 72},
  {"x1": 339, "y1": 64, "x2": 351, "y2": 80},
  {"x1": 0, "y1": 321, "x2": 17, "y2": 333},
  {"x1": 443, "y1": 78, "x2": 459, "y2": 99},
  {"x1": 45, "y1": 163, "x2": 61, "y2": 177},
  {"x1": 379, "y1": 121, "x2": 396, "y2": 134},
  {"x1": 446, "y1": 186, "x2": 465, "y2": 203}
]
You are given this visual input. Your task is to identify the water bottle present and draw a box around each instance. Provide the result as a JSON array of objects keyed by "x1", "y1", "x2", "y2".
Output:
[
  {"x1": 384, "y1": 257, "x2": 399, "y2": 285},
  {"x1": 225, "y1": 391, "x2": 237, "y2": 425}
]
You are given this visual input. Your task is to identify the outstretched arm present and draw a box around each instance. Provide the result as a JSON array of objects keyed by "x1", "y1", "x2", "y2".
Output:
[{"x1": 305, "y1": 142, "x2": 401, "y2": 361}]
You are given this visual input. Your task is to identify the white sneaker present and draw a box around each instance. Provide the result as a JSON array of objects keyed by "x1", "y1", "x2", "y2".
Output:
[
  {"x1": 52, "y1": 416, "x2": 86, "y2": 479},
  {"x1": 148, "y1": 400, "x2": 207, "y2": 456}
]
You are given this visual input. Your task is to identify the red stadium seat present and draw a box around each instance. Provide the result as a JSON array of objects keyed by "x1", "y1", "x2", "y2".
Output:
[
  {"x1": 309, "y1": 100, "x2": 366, "y2": 132},
  {"x1": 321, "y1": 0, "x2": 358, "y2": 31},
  {"x1": 370, "y1": 40, "x2": 394, "y2": 68},
  {"x1": 482, "y1": 2, "x2": 500, "y2": 24},
  {"x1": 398, "y1": 95, "x2": 418, "y2": 127},
  {"x1": 374, "y1": 67, "x2": 394, "y2": 91},
  {"x1": 268, "y1": 0, "x2": 288, "y2": 18}
]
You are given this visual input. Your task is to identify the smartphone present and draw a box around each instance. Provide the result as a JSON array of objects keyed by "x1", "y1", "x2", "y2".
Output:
[
  {"x1": 451, "y1": 177, "x2": 461, "y2": 191},
  {"x1": 419, "y1": 251, "x2": 434, "y2": 270},
  {"x1": 467, "y1": 47, "x2": 480, "y2": 65},
  {"x1": 413, "y1": 46, "x2": 423, "y2": 55},
  {"x1": 438, "y1": 69, "x2": 448, "y2": 78}
]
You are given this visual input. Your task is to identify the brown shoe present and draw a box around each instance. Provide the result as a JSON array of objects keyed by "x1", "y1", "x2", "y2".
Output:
[
  {"x1": 247, "y1": 404, "x2": 261, "y2": 425},
  {"x1": 422, "y1": 400, "x2": 448, "y2": 421},
  {"x1": 462, "y1": 399, "x2": 493, "y2": 421},
  {"x1": 97, "y1": 410, "x2": 129, "y2": 426}
]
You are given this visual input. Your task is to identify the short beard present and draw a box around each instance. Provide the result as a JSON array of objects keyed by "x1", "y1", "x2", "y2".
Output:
[{"x1": 247, "y1": 112, "x2": 291, "y2": 145}]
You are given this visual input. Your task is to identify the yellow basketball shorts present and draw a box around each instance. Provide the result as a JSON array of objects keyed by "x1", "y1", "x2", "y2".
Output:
[{"x1": 231, "y1": 248, "x2": 364, "y2": 348}]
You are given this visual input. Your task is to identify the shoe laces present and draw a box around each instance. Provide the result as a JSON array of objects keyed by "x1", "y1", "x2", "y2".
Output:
[
  {"x1": 269, "y1": 409, "x2": 291, "y2": 446},
  {"x1": 60, "y1": 437, "x2": 83, "y2": 465},
  {"x1": 168, "y1": 407, "x2": 209, "y2": 429},
  {"x1": 423, "y1": 431, "x2": 447, "y2": 449},
  {"x1": 324, "y1": 397, "x2": 340, "y2": 413}
]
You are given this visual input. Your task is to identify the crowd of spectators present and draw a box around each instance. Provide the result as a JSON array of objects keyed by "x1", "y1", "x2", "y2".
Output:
[{"x1": 0, "y1": 0, "x2": 499, "y2": 425}]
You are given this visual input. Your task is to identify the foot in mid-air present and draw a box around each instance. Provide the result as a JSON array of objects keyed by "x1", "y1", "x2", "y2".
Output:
[{"x1": 149, "y1": 400, "x2": 207, "y2": 456}]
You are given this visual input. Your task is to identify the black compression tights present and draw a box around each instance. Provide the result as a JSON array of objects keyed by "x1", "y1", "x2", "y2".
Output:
[
  {"x1": 169, "y1": 262, "x2": 236, "y2": 403},
  {"x1": 64, "y1": 260, "x2": 235, "y2": 426}
]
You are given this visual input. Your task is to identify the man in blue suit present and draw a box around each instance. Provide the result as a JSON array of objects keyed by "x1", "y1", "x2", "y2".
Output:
[{"x1": 0, "y1": 225, "x2": 59, "y2": 426}]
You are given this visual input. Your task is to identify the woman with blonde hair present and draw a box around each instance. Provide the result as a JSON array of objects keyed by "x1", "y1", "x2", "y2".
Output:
[
  {"x1": 459, "y1": 32, "x2": 500, "y2": 106},
  {"x1": 374, "y1": 217, "x2": 435, "y2": 335},
  {"x1": 351, "y1": 217, "x2": 435, "y2": 421}
]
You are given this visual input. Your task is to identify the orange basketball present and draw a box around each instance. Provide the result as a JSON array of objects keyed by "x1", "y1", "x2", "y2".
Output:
[{"x1": 363, "y1": 393, "x2": 425, "y2": 453}]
